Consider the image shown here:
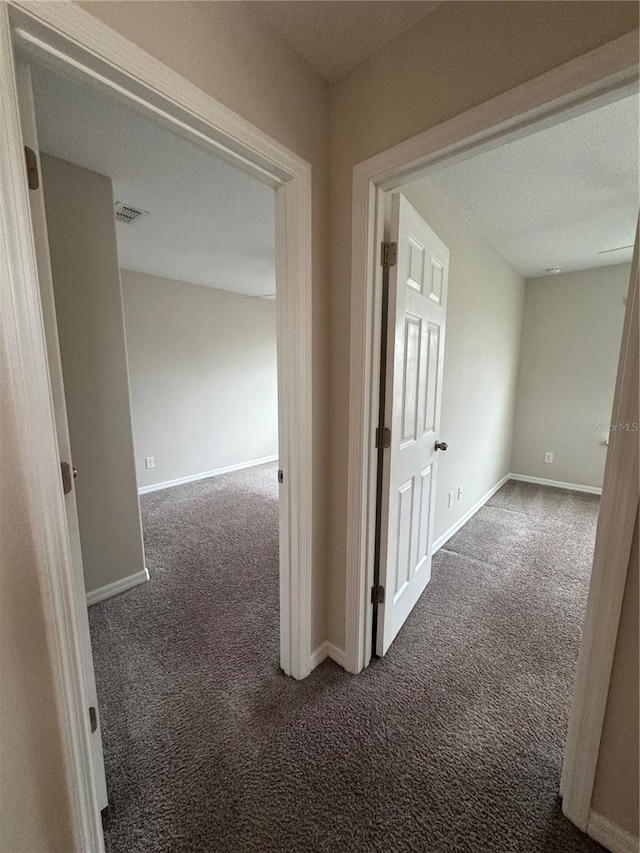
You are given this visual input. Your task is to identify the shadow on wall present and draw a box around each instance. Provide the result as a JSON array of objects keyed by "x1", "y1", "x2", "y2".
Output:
[
  {"x1": 121, "y1": 269, "x2": 279, "y2": 492},
  {"x1": 511, "y1": 263, "x2": 630, "y2": 490}
]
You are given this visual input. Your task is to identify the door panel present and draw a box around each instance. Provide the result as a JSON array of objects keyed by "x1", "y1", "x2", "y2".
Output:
[
  {"x1": 401, "y1": 314, "x2": 421, "y2": 444},
  {"x1": 16, "y1": 62, "x2": 108, "y2": 810},
  {"x1": 377, "y1": 193, "x2": 449, "y2": 655},
  {"x1": 423, "y1": 323, "x2": 440, "y2": 433}
]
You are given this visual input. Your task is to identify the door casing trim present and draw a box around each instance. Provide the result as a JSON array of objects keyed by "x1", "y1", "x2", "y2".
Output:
[
  {"x1": 1, "y1": 2, "x2": 314, "y2": 849},
  {"x1": 344, "y1": 27, "x2": 639, "y2": 838}
]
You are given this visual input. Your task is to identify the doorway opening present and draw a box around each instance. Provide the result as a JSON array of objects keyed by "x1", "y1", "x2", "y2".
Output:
[
  {"x1": 371, "y1": 93, "x2": 637, "y2": 657},
  {"x1": 19, "y1": 50, "x2": 285, "y2": 832},
  {"x1": 4, "y1": 4, "x2": 313, "y2": 847},
  {"x1": 19, "y1": 53, "x2": 291, "y2": 831},
  {"x1": 346, "y1": 36, "x2": 638, "y2": 843}
]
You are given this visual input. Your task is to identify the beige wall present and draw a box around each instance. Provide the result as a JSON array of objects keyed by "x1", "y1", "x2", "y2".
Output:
[
  {"x1": 121, "y1": 270, "x2": 278, "y2": 489},
  {"x1": 80, "y1": 0, "x2": 330, "y2": 652},
  {"x1": 0, "y1": 347, "x2": 74, "y2": 852},
  {"x1": 591, "y1": 512, "x2": 639, "y2": 837},
  {"x1": 395, "y1": 181, "x2": 525, "y2": 541},
  {"x1": 327, "y1": 0, "x2": 639, "y2": 648},
  {"x1": 511, "y1": 265, "x2": 629, "y2": 488},
  {"x1": 42, "y1": 154, "x2": 145, "y2": 594},
  {"x1": 3, "y1": 3, "x2": 638, "y2": 850}
]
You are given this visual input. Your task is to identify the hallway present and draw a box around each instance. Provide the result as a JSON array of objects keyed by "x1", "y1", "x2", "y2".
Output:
[{"x1": 89, "y1": 473, "x2": 603, "y2": 852}]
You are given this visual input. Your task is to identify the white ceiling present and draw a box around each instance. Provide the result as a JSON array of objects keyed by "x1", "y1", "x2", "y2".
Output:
[
  {"x1": 29, "y1": 59, "x2": 640, "y2": 292},
  {"x1": 246, "y1": 1, "x2": 441, "y2": 82},
  {"x1": 425, "y1": 93, "x2": 639, "y2": 278},
  {"x1": 31, "y1": 64, "x2": 276, "y2": 297}
]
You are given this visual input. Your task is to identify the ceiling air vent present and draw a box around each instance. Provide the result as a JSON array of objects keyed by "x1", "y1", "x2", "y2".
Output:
[{"x1": 114, "y1": 201, "x2": 149, "y2": 225}]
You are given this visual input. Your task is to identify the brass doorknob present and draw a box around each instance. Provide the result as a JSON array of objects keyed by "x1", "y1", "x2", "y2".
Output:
[{"x1": 435, "y1": 441, "x2": 448, "y2": 451}]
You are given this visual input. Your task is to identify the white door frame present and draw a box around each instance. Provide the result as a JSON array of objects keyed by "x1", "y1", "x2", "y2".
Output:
[
  {"x1": 0, "y1": 2, "x2": 313, "y2": 849},
  {"x1": 560, "y1": 229, "x2": 638, "y2": 834},
  {"x1": 345, "y1": 27, "x2": 638, "y2": 831}
]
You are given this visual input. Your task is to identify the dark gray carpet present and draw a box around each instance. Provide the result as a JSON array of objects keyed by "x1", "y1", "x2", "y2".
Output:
[{"x1": 89, "y1": 466, "x2": 604, "y2": 853}]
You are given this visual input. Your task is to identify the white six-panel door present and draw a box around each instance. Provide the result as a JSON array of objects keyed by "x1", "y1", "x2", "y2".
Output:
[{"x1": 377, "y1": 193, "x2": 449, "y2": 655}]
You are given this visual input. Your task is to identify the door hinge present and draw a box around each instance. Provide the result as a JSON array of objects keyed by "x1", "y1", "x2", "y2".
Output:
[
  {"x1": 24, "y1": 146, "x2": 39, "y2": 190},
  {"x1": 60, "y1": 461, "x2": 73, "y2": 495},
  {"x1": 277, "y1": 469, "x2": 284, "y2": 484},
  {"x1": 371, "y1": 585, "x2": 385, "y2": 604},
  {"x1": 381, "y1": 241, "x2": 397, "y2": 268},
  {"x1": 375, "y1": 426, "x2": 391, "y2": 449}
]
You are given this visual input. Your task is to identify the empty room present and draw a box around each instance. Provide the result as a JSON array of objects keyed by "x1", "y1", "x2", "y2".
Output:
[
  {"x1": 369, "y1": 86, "x2": 636, "y2": 731},
  {"x1": 2, "y1": 3, "x2": 638, "y2": 853},
  {"x1": 349, "y1": 87, "x2": 638, "y2": 850},
  {"x1": 18, "y1": 52, "x2": 286, "y2": 831}
]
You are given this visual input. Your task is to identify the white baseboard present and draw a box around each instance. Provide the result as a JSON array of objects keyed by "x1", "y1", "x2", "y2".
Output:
[
  {"x1": 509, "y1": 473, "x2": 602, "y2": 495},
  {"x1": 432, "y1": 473, "x2": 510, "y2": 553},
  {"x1": 310, "y1": 641, "x2": 346, "y2": 672},
  {"x1": 327, "y1": 643, "x2": 346, "y2": 669},
  {"x1": 587, "y1": 810, "x2": 639, "y2": 853},
  {"x1": 86, "y1": 568, "x2": 150, "y2": 606},
  {"x1": 138, "y1": 455, "x2": 278, "y2": 494}
]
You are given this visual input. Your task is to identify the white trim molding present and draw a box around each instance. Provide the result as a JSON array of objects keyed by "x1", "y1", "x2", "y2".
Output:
[
  {"x1": 0, "y1": 7, "x2": 102, "y2": 850},
  {"x1": 1, "y1": 2, "x2": 314, "y2": 850},
  {"x1": 509, "y1": 474, "x2": 602, "y2": 496},
  {"x1": 587, "y1": 811, "x2": 640, "y2": 853},
  {"x1": 561, "y1": 232, "x2": 639, "y2": 830},
  {"x1": 138, "y1": 455, "x2": 278, "y2": 495},
  {"x1": 432, "y1": 474, "x2": 510, "y2": 553},
  {"x1": 345, "y1": 30, "x2": 639, "y2": 677},
  {"x1": 86, "y1": 568, "x2": 150, "y2": 607},
  {"x1": 310, "y1": 641, "x2": 347, "y2": 672}
]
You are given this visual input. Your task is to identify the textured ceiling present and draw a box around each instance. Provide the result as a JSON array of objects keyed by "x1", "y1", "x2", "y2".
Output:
[
  {"x1": 31, "y1": 64, "x2": 276, "y2": 297},
  {"x1": 29, "y1": 60, "x2": 639, "y2": 294},
  {"x1": 425, "y1": 93, "x2": 639, "y2": 278},
  {"x1": 246, "y1": 0, "x2": 441, "y2": 82}
]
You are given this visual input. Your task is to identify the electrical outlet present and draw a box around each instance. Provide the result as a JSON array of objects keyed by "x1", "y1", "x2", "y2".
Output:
[
  {"x1": 544, "y1": 452, "x2": 554, "y2": 464},
  {"x1": 457, "y1": 485, "x2": 463, "y2": 501},
  {"x1": 448, "y1": 489, "x2": 455, "y2": 509},
  {"x1": 145, "y1": 456, "x2": 155, "y2": 469}
]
